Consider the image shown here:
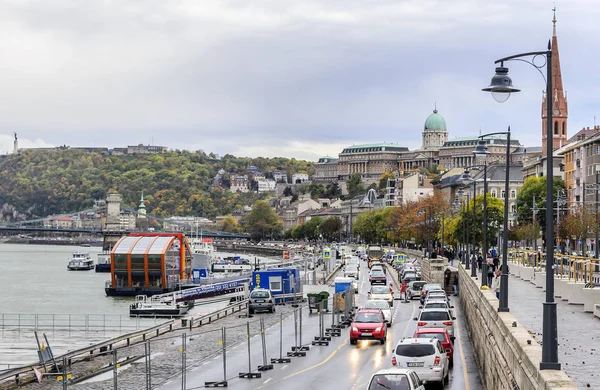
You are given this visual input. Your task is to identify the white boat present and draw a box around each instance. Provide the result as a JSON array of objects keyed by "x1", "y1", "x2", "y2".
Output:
[
  {"x1": 95, "y1": 251, "x2": 111, "y2": 273},
  {"x1": 129, "y1": 295, "x2": 193, "y2": 317},
  {"x1": 67, "y1": 252, "x2": 95, "y2": 271}
]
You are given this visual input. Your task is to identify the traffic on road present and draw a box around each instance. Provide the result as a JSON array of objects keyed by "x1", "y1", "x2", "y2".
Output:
[{"x1": 159, "y1": 248, "x2": 482, "y2": 390}]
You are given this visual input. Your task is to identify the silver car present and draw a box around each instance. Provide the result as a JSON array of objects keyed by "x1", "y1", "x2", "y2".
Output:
[
  {"x1": 364, "y1": 299, "x2": 393, "y2": 326},
  {"x1": 413, "y1": 308, "x2": 456, "y2": 340},
  {"x1": 248, "y1": 288, "x2": 275, "y2": 314}
]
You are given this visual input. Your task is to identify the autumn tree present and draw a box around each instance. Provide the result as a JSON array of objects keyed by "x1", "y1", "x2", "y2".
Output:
[
  {"x1": 220, "y1": 215, "x2": 239, "y2": 233},
  {"x1": 244, "y1": 200, "x2": 282, "y2": 241}
]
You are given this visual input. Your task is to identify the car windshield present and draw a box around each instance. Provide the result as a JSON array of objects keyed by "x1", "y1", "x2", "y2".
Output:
[
  {"x1": 410, "y1": 283, "x2": 426, "y2": 290},
  {"x1": 250, "y1": 291, "x2": 269, "y2": 299},
  {"x1": 371, "y1": 286, "x2": 389, "y2": 294},
  {"x1": 416, "y1": 333, "x2": 446, "y2": 342},
  {"x1": 355, "y1": 312, "x2": 383, "y2": 323},
  {"x1": 365, "y1": 301, "x2": 389, "y2": 310},
  {"x1": 371, "y1": 271, "x2": 385, "y2": 277},
  {"x1": 368, "y1": 374, "x2": 410, "y2": 390},
  {"x1": 425, "y1": 303, "x2": 448, "y2": 309},
  {"x1": 427, "y1": 294, "x2": 446, "y2": 299},
  {"x1": 424, "y1": 284, "x2": 442, "y2": 291},
  {"x1": 420, "y1": 311, "x2": 450, "y2": 321},
  {"x1": 395, "y1": 344, "x2": 435, "y2": 357}
]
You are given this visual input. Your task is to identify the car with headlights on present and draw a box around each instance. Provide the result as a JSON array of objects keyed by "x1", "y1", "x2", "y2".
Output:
[
  {"x1": 350, "y1": 308, "x2": 387, "y2": 345},
  {"x1": 363, "y1": 299, "x2": 392, "y2": 326},
  {"x1": 369, "y1": 285, "x2": 394, "y2": 307}
]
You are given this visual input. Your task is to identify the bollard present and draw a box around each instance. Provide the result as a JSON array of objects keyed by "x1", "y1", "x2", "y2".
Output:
[
  {"x1": 181, "y1": 333, "x2": 187, "y2": 390},
  {"x1": 112, "y1": 349, "x2": 118, "y2": 390},
  {"x1": 204, "y1": 327, "x2": 228, "y2": 387},
  {"x1": 62, "y1": 357, "x2": 67, "y2": 390},
  {"x1": 258, "y1": 318, "x2": 273, "y2": 371},
  {"x1": 297, "y1": 305, "x2": 309, "y2": 351},
  {"x1": 271, "y1": 312, "x2": 291, "y2": 363},
  {"x1": 144, "y1": 341, "x2": 152, "y2": 390},
  {"x1": 239, "y1": 322, "x2": 261, "y2": 378}
]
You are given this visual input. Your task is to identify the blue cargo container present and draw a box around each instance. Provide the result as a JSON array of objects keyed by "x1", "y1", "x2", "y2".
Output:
[
  {"x1": 334, "y1": 277, "x2": 353, "y2": 294},
  {"x1": 251, "y1": 268, "x2": 301, "y2": 302}
]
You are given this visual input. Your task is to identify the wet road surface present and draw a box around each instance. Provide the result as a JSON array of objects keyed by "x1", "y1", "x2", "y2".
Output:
[{"x1": 159, "y1": 260, "x2": 484, "y2": 390}]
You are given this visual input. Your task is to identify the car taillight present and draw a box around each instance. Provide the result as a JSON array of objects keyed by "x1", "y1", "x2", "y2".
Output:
[
  {"x1": 434, "y1": 356, "x2": 440, "y2": 366},
  {"x1": 417, "y1": 322, "x2": 427, "y2": 326},
  {"x1": 268, "y1": 300, "x2": 273, "y2": 304},
  {"x1": 391, "y1": 356, "x2": 397, "y2": 366},
  {"x1": 443, "y1": 321, "x2": 453, "y2": 326}
]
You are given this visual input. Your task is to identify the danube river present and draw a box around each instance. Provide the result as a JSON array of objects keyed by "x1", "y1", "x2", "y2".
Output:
[{"x1": 0, "y1": 243, "x2": 281, "y2": 368}]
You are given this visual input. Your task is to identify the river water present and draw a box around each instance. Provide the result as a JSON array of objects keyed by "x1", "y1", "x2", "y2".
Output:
[{"x1": 0, "y1": 243, "x2": 285, "y2": 369}]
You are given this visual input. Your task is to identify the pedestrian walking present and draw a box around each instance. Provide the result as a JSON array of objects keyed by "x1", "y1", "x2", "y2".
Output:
[
  {"x1": 492, "y1": 269, "x2": 501, "y2": 299},
  {"x1": 487, "y1": 257, "x2": 494, "y2": 287},
  {"x1": 400, "y1": 279, "x2": 409, "y2": 302},
  {"x1": 453, "y1": 274, "x2": 459, "y2": 296},
  {"x1": 477, "y1": 254, "x2": 483, "y2": 271}
]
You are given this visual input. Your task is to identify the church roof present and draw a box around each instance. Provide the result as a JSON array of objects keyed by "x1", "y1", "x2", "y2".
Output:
[{"x1": 424, "y1": 109, "x2": 447, "y2": 132}]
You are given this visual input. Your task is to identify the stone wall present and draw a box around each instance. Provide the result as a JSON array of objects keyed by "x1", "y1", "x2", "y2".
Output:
[{"x1": 457, "y1": 265, "x2": 577, "y2": 390}]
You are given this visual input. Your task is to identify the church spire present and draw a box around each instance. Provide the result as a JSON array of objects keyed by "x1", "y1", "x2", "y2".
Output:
[{"x1": 541, "y1": 6, "x2": 568, "y2": 157}]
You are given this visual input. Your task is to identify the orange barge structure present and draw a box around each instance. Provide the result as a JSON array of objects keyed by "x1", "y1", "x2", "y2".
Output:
[{"x1": 105, "y1": 233, "x2": 193, "y2": 297}]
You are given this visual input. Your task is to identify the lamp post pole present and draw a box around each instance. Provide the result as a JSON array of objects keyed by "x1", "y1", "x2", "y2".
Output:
[
  {"x1": 471, "y1": 180, "x2": 477, "y2": 277},
  {"x1": 483, "y1": 41, "x2": 560, "y2": 369},
  {"x1": 596, "y1": 168, "x2": 599, "y2": 259},
  {"x1": 482, "y1": 162, "x2": 488, "y2": 287},
  {"x1": 465, "y1": 193, "x2": 470, "y2": 270}
]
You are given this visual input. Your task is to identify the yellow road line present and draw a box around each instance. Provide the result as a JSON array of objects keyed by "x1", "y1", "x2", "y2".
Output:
[{"x1": 454, "y1": 311, "x2": 471, "y2": 390}]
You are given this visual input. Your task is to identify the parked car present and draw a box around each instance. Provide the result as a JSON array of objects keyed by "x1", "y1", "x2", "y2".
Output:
[
  {"x1": 248, "y1": 288, "x2": 275, "y2": 314},
  {"x1": 391, "y1": 337, "x2": 449, "y2": 386},
  {"x1": 369, "y1": 285, "x2": 394, "y2": 307},
  {"x1": 363, "y1": 299, "x2": 392, "y2": 326},
  {"x1": 350, "y1": 309, "x2": 387, "y2": 345},
  {"x1": 413, "y1": 327, "x2": 454, "y2": 365},
  {"x1": 413, "y1": 308, "x2": 456, "y2": 340},
  {"x1": 407, "y1": 281, "x2": 427, "y2": 300},
  {"x1": 366, "y1": 368, "x2": 425, "y2": 390}
]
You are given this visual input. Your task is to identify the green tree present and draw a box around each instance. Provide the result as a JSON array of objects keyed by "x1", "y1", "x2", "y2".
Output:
[
  {"x1": 516, "y1": 176, "x2": 565, "y2": 237},
  {"x1": 321, "y1": 216, "x2": 342, "y2": 240},
  {"x1": 378, "y1": 172, "x2": 395, "y2": 190},
  {"x1": 220, "y1": 215, "x2": 239, "y2": 233},
  {"x1": 243, "y1": 200, "x2": 282, "y2": 241},
  {"x1": 283, "y1": 186, "x2": 293, "y2": 197},
  {"x1": 347, "y1": 173, "x2": 364, "y2": 198}
]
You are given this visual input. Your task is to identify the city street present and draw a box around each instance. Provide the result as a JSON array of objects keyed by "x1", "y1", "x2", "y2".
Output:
[{"x1": 159, "y1": 261, "x2": 484, "y2": 390}]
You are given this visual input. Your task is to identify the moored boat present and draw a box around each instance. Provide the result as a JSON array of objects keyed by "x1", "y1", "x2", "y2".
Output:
[
  {"x1": 129, "y1": 295, "x2": 193, "y2": 317},
  {"x1": 95, "y1": 251, "x2": 111, "y2": 273},
  {"x1": 67, "y1": 252, "x2": 95, "y2": 271}
]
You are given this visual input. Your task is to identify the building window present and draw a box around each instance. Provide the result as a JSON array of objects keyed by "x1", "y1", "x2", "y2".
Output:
[
  {"x1": 491, "y1": 190, "x2": 497, "y2": 198},
  {"x1": 510, "y1": 204, "x2": 516, "y2": 213},
  {"x1": 501, "y1": 190, "x2": 506, "y2": 199},
  {"x1": 511, "y1": 190, "x2": 516, "y2": 199},
  {"x1": 554, "y1": 121, "x2": 558, "y2": 135},
  {"x1": 562, "y1": 122, "x2": 565, "y2": 135},
  {"x1": 269, "y1": 276, "x2": 282, "y2": 291}
]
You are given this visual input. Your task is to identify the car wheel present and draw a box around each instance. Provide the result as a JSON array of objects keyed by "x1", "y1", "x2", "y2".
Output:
[
  {"x1": 249, "y1": 308, "x2": 254, "y2": 314},
  {"x1": 270, "y1": 306, "x2": 275, "y2": 313},
  {"x1": 350, "y1": 339, "x2": 357, "y2": 345},
  {"x1": 449, "y1": 356, "x2": 454, "y2": 367},
  {"x1": 381, "y1": 337, "x2": 386, "y2": 345}
]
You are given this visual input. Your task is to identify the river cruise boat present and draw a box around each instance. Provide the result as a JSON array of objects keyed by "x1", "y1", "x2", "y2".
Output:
[
  {"x1": 211, "y1": 256, "x2": 253, "y2": 273},
  {"x1": 67, "y1": 252, "x2": 95, "y2": 271},
  {"x1": 129, "y1": 295, "x2": 193, "y2": 317}
]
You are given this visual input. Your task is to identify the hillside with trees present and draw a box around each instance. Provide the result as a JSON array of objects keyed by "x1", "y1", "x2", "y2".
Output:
[{"x1": 0, "y1": 149, "x2": 314, "y2": 221}]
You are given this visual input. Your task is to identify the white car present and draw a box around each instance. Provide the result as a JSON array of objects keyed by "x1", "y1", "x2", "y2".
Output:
[
  {"x1": 344, "y1": 266, "x2": 359, "y2": 279},
  {"x1": 363, "y1": 299, "x2": 392, "y2": 326},
  {"x1": 365, "y1": 368, "x2": 425, "y2": 390},
  {"x1": 391, "y1": 338, "x2": 449, "y2": 386},
  {"x1": 369, "y1": 285, "x2": 394, "y2": 307},
  {"x1": 414, "y1": 308, "x2": 456, "y2": 340},
  {"x1": 421, "y1": 299, "x2": 454, "y2": 317}
]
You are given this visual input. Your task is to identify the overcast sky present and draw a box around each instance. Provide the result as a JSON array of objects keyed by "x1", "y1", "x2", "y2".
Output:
[{"x1": 1, "y1": 0, "x2": 598, "y2": 161}]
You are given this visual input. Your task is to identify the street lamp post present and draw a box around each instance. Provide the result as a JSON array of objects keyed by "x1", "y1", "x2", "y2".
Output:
[
  {"x1": 474, "y1": 130, "x2": 512, "y2": 300},
  {"x1": 533, "y1": 196, "x2": 539, "y2": 251},
  {"x1": 472, "y1": 145, "x2": 490, "y2": 287},
  {"x1": 482, "y1": 42, "x2": 560, "y2": 369},
  {"x1": 595, "y1": 165, "x2": 600, "y2": 259}
]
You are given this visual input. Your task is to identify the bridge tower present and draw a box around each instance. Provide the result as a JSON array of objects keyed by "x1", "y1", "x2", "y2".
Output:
[{"x1": 104, "y1": 192, "x2": 122, "y2": 231}]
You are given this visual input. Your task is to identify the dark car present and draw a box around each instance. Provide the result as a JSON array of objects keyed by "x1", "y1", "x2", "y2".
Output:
[{"x1": 370, "y1": 269, "x2": 387, "y2": 285}]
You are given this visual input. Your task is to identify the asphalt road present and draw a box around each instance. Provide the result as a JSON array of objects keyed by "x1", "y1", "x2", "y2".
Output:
[{"x1": 159, "y1": 259, "x2": 484, "y2": 390}]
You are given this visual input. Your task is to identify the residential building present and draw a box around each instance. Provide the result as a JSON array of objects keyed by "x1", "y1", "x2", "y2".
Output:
[
  {"x1": 560, "y1": 127, "x2": 600, "y2": 207},
  {"x1": 163, "y1": 216, "x2": 215, "y2": 231},
  {"x1": 291, "y1": 173, "x2": 310, "y2": 184},
  {"x1": 314, "y1": 156, "x2": 339, "y2": 182},
  {"x1": 44, "y1": 215, "x2": 74, "y2": 229},
  {"x1": 281, "y1": 197, "x2": 321, "y2": 230},
  {"x1": 273, "y1": 170, "x2": 288, "y2": 183},
  {"x1": 230, "y1": 174, "x2": 250, "y2": 193},
  {"x1": 396, "y1": 173, "x2": 434, "y2": 205},
  {"x1": 127, "y1": 144, "x2": 168, "y2": 154},
  {"x1": 257, "y1": 179, "x2": 277, "y2": 193}
]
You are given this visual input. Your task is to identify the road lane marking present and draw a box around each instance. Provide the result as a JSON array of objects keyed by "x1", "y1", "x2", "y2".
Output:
[
  {"x1": 454, "y1": 307, "x2": 471, "y2": 390},
  {"x1": 280, "y1": 338, "x2": 348, "y2": 380},
  {"x1": 280, "y1": 364, "x2": 288, "y2": 370},
  {"x1": 263, "y1": 378, "x2": 272, "y2": 384},
  {"x1": 402, "y1": 302, "x2": 417, "y2": 339}
]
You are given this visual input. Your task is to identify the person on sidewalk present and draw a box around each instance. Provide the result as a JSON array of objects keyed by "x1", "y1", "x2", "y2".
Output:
[
  {"x1": 487, "y1": 257, "x2": 495, "y2": 287},
  {"x1": 492, "y1": 269, "x2": 501, "y2": 299},
  {"x1": 453, "y1": 274, "x2": 459, "y2": 296}
]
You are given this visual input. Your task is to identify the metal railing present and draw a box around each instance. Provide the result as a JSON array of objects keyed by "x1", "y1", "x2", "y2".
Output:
[{"x1": 509, "y1": 249, "x2": 600, "y2": 286}]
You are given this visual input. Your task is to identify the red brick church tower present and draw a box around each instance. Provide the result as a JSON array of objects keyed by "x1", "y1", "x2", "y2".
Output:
[{"x1": 541, "y1": 9, "x2": 568, "y2": 157}]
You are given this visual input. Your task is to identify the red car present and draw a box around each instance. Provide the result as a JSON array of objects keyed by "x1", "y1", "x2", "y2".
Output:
[
  {"x1": 350, "y1": 309, "x2": 387, "y2": 345},
  {"x1": 413, "y1": 327, "x2": 454, "y2": 365}
]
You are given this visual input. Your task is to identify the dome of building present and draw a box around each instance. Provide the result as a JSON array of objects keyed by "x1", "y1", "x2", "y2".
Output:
[{"x1": 424, "y1": 109, "x2": 447, "y2": 131}]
